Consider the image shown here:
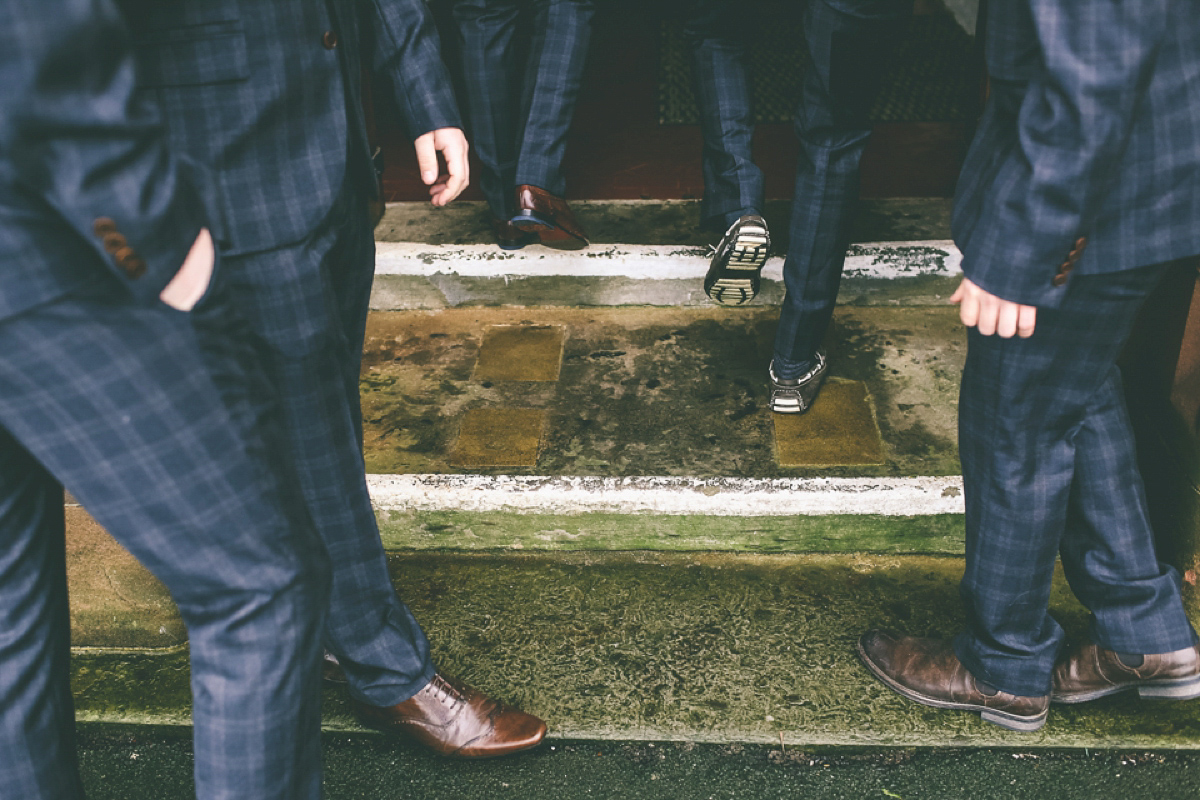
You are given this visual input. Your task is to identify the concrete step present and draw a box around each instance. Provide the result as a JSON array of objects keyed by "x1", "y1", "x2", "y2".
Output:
[
  {"x1": 69, "y1": 539, "x2": 1200, "y2": 748},
  {"x1": 370, "y1": 199, "x2": 959, "y2": 309},
  {"x1": 358, "y1": 303, "x2": 964, "y2": 556}
]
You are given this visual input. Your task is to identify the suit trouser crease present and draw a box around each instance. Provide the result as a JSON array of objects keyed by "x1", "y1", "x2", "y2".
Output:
[
  {"x1": 685, "y1": 0, "x2": 908, "y2": 371},
  {"x1": 456, "y1": 0, "x2": 595, "y2": 219},
  {"x1": 685, "y1": 0, "x2": 765, "y2": 228},
  {"x1": 953, "y1": 263, "x2": 1197, "y2": 697},
  {"x1": 224, "y1": 183, "x2": 435, "y2": 708},
  {"x1": 0, "y1": 290, "x2": 329, "y2": 799}
]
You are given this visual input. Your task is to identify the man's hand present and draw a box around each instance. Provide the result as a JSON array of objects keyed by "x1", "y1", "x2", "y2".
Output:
[
  {"x1": 414, "y1": 127, "x2": 469, "y2": 207},
  {"x1": 159, "y1": 228, "x2": 214, "y2": 311},
  {"x1": 950, "y1": 277, "x2": 1038, "y2": 338}
]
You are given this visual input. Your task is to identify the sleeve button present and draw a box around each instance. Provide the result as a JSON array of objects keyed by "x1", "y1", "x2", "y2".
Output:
[{"x1": 103, "y1": 232, "x2": 127, "y2": 254}]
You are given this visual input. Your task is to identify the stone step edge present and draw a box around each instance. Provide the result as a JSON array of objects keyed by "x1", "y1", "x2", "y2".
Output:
[
  {"x1": 366, "y1": 474, "x2": 965, "y2": 517},
  {"x1": 374, "y1": 239, "x2": 961, "y2": 282}
]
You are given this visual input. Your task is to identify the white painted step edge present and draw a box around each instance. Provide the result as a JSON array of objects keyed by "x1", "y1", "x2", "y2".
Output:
[
  {"x1": 376, "y1": 240, "x2": 962, "y2": 282},
  {"x1": 367, "y1": 474, "x2": 966, "y2": 517}
]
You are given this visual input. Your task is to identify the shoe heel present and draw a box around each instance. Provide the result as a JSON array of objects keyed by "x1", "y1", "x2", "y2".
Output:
[
  {"x1": 980, "y1": 710, "x2": 1047, "y2": 732},
  {"x1": 1137, "y1": 676, "x2": 1200, "y2": 700},
  {"x1": 510, "y1": 212, "x2": 552, "y2": 232}
]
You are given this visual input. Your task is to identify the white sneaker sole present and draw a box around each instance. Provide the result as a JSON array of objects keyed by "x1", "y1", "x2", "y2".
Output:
[{"x1": 708, "y1": 227, "x2": 769, "y2": 306}]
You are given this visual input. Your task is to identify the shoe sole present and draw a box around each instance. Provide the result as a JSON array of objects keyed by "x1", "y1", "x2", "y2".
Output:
[
  {"x1": 497, "y1": 236, "x2": 537, "y2": 251},
  {"x1": 706, "y1": 226, "x2": 769, "y2": 306},
  {"x1": 768, "y1": 358, "x2": 827, "y2": 415},
  {"x1": 1052, "y1": 674, "x2": 1200, "y2": 705},
  {"x1": 769, "y1": 396, "x2": 806, "y2": 414},
  {"x1": 510, "y1": 214, "x2": 588, "y2": 250},
  {"x1": 856, "y1": 640, "x2": 1048, "y2": 732},
  {"x1": 510, "y1": 212, "x2": 552, "y2": 231}
]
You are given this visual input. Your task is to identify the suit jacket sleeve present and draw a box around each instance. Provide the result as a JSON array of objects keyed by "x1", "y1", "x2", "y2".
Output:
[
  {"x1": 366, "y1": 0, "x2": 463, "y2": 139},
  {"x1": 0, "y1": 0, "x2": 210, "y2": 303},
  {"x1": 959, "y1": 0, "x2": 1173, "y2": 306}
]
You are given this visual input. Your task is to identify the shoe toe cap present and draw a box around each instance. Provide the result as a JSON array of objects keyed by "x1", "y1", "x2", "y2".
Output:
[{"x1": 461, "y1": 709, "x2": 547, "y2": 758}]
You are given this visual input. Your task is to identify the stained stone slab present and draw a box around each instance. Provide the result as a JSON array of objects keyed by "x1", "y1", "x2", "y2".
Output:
[
  {"x1": 474, "y1": 325, "x2": 565, "y2": 383},
  {"x1": 449, "y1": 409, "x2": 547, "y2": 468},
  {"x1": 360, "y1": 306, "x2": 964, "y2": 478},
  {"x1": 66, "y1": 507, "x2": 185, "y2": 650},
  {"x1": 773, "y1": 380, "x2": 885, "y2": 467}
]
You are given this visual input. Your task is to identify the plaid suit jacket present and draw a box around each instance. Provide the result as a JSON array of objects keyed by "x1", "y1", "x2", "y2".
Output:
[
  {"x1": 952, "y1": 0, "x2": 1200, "y2": 308},
  {"x1": 0, "y1": 0, "x2": 214, "y2": 323},
  {"x1": 119, "y1": 0, "x2": 461, "y2": 256}
]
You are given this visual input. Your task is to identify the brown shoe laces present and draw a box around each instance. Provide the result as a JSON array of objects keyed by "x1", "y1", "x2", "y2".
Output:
[{"x1": 425, "y1": 675, "x2": 468, "y2": 711}]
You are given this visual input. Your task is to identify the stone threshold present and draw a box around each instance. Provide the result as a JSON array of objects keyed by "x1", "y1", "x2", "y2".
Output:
[
  {"x1": 370, "y1": 240, "x2": 961, "y2": 310},
  {"x1": 375, "y1": 240, "x2": 960, "y2": 283},
  {"x1": 370, "y1": 199, "x2": 959, "y2": 309}
]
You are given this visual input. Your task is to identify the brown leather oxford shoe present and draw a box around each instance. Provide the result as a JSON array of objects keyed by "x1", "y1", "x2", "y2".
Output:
[
  {"x1": 1052, "y1": 642, "x2": 1200, "y2": 704},
  {"x1": 353, "y1": 673, "x2": 547, "y2": 758},
  {"x1": 512, "y1": 184, "x2": 589, "y2": 249},
  {"x1": 857, "y1": 630, "x2": 1049, "y2": 732}
]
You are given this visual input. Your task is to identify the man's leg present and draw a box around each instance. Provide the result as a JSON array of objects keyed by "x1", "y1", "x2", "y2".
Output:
[
  {"x1": 1058, "y1": 401, "x2": 1198, "y2": 651},
  {"x1": 0, "y1": 289, "x2": 328, "y2": 799},
  {"x1": 515, "y1": 0, "x2": 595, "y2": 199},
  {"x1": 771, "y1": 0, "x2": 908, "y2": 396},
  {"x1": 684, "y1": 0, "x2": 763, "y2": 231},
  {"x1": 684, "y1": 0, "x2": 774, "y2": 307},
  {"x1": 955, "y1": 264, "x2": 1196, "y2": 697},
  {"x1": 505, "y1": 0, "x2": 594, "y2": 248},
  {"x1": 225, "y1": 188, "x2": 546, "y2": 755},
  {"x1": 455, "y1": 0, "x2": 524, "y2": 222},
  {"x1": 0, "y1": 440, "x2": 81, "y2": 798},
  {"x1": 224, "y1": 194, "x2": 434, "y2": 708}
]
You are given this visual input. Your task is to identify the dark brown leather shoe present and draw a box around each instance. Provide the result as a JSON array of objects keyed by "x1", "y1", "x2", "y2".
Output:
[
  {"x1": 322, "y1": 651, "x2": 348, "y2": 684},
  {"x1": 353, "y1": 673, "x2": 547, "y2": 758},
  {"x1": 857, "y1": 631, "x2": 1049, "y2": 732},
  {"x1": 492, "y1": 217, "x2": 537, "y2": 251},
  {"x1": 512, "y1": 184, "x2": 589, "y2": 249},
  {"x1": 1052, "y1": 642, "x2": 1200, "y2": 704}
]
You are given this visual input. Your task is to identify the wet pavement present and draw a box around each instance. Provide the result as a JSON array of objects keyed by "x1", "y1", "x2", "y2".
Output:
[{"x1": 78, "y1": 728, "x2": 1200, "y2": 800}]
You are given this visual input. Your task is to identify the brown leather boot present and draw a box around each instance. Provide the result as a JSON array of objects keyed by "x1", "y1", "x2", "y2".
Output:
[
  {"x1": 353, "y1": 673, "x2": 547, "y2": 758},
  {"x1": 1052, "y1": 642, "x2": 1200, "y2": 704},
  {"x1": 857, "y1": 631, "x2": 1049, "y2": 732},
  {"x1": 512, "y1": 185, "x2": 589, "y2": 249}
]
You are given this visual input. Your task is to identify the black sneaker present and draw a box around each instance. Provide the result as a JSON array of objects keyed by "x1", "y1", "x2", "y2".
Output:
[
  {"x1": 768, "y1": 352, "x2": 827, "y2": 414},
  {"x1": 704, "y1": 214, "x2": 771, "y2": 306}
]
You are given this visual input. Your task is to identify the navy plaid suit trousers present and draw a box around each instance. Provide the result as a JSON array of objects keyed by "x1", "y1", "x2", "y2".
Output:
[
  {"x1": 0, "y1": 286, "x2": 329, "y2": 798},
  {"x1": 454, "y1": 0, "x2": 595, "y2": 220},
  {"x1": 222, "y1": 184, "x2": 435, "y2": 707},
  {"x1": 953, "y1": 263, "x2": 1198, "y2": 697},
  {"x1": 683, "y1": 0, "x2": 909, "y2": 372}
]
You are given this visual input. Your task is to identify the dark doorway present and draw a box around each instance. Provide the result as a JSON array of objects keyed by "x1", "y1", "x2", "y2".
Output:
[{"x1": 376, "y1": 0, "x2": 977, "y2": 205}]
